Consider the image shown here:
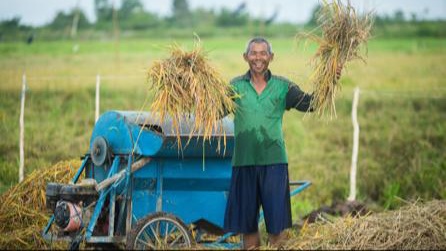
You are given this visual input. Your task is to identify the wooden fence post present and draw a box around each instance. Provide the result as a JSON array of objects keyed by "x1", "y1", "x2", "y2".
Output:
[
  {"x1": 348, "y1": 87, "x2": 360, "y2": 202},
  {"x1": 19, "y1": 74, "x2": 27, "y2": 182}
]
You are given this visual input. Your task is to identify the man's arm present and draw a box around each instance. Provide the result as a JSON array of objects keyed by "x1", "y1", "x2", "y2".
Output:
[
  {"x1": 286, "y1": 64, "x2": 343, "y2": 112},
  {"x1": 285, "y1": 84, "x2": 314, "y2": 112}
]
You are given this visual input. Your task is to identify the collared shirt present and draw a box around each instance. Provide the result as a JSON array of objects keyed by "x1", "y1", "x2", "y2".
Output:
[{"x1": 230, "y1": 70, "x2": 313, "y2": 167}]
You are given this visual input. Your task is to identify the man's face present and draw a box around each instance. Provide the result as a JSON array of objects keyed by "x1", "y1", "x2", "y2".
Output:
[{"x1": 244, "y1": 42, "x2": 274, "y2": 75}]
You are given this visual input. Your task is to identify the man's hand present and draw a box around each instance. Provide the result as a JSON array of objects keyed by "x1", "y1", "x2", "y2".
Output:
[{"x1": 336, "y1": 64, "x2": 343, "y2": 80}]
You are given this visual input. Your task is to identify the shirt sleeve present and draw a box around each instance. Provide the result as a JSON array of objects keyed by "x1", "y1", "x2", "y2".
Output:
[{"x1": 285, "y1": 83, "x2": 314, "y2": 112}]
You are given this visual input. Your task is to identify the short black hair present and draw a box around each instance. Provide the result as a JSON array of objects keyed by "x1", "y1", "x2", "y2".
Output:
[{"x1": 245, "y1": 37, "x2": 273, "y2": 55}]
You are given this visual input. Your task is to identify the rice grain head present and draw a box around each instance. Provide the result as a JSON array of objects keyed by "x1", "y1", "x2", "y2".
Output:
[
  {"x1": 147, "y1": 40, "x2": 237, "y2": 152},
  {"x1": 298, "y1": 0, "x2": 373, "y2": 118}
]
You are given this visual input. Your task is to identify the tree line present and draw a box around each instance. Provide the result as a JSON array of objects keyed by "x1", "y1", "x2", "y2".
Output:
[{"x1": 0, "y1": 0, "x2": 445, "y2": 41}]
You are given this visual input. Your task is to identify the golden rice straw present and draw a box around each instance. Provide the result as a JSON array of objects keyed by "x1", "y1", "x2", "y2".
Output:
[
  {"x1": 283, "y1": 200, "x2": 446, "y2": 250},
  {"x1": 147, "y1": 39, "x2": 236, "y2": 151},
  {"x1": 299, "y1": 0, "x2": 373, "y2": 118},
  {"x1": 0, "y1": 160, "x2": 82, "y2": 249}
]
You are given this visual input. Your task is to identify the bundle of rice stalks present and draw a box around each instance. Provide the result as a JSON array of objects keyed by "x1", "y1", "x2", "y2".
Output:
[
  {"x1": 284, "y1": 200, "x2": 446, "y2": 250},
  {"x1": 0, "y1": 159, "x2": 82, "y2": 249},
  {"x1": 147, "y1": 40, "x2": 236, "y2": 150},
  {"x1": 299, "y1": 0, "x2": 373, "y2": 118}
]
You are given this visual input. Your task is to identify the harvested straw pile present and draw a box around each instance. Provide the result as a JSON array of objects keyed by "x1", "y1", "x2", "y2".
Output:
[
  {"x1": 147, "y1": 41, "x2": 236, "y2": 150},
  {"x1": 0, "y1": 159, "x2": 81, "y2": 249},
  {"x1": 284, "y1": 200, "x2": 446, "y2": 250},
  {"x1": 299, "y1": 0, "x2": 373, "y2": 118}
]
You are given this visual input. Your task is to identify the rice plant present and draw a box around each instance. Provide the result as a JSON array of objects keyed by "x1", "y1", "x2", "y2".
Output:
[
  {"x1": 0, "y1": 160, "x2": 81, "y2": 249},
  {"x1": 147, "y1": 40, "x2": 237, "y2": 151},
  {"x1": 299, "y1": 0, "x2": 373, "y2": 118}
]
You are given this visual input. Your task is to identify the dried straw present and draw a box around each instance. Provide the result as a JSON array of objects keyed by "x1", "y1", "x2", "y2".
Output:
[
  {"x1": 299, "y1": 0, "x2": 373, "y2": 118},
  {"x1": 0, "y1": 159, "x2": 82, "y2": 249},
  {"x1": 147, "y1": 40, "x2": 236, "y2": 151},
  {"x1": 284, "y1": 200, "x2": 446, "y2": 250}
]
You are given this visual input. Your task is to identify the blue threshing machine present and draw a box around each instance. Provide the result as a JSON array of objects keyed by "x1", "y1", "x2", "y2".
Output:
[{"x1": 43, "y1": 110, "x2": 311, "y2": 249}]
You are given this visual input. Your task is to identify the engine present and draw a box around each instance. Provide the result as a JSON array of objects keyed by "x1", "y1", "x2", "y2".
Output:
[{"x1": 46, "y1": 180, "x2": 98, "y2": 232}]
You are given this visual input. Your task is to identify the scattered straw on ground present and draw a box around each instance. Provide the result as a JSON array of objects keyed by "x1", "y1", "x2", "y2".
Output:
[
  {"x1": 298, "y1": 0, "x2": 373, "y2": 118},
  {"x1": 147, "y1": 40, "x2": 236, "y2": 150},
  {"x1": 0, "y1": 159, "x2": 82, "y2": 250},
  {"x1": 284, "y1": 200, "x2": 446, "y2": 250}
]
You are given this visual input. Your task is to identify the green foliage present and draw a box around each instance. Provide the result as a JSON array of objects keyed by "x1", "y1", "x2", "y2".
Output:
[
  {"x1": 307, "y1": 4, "x2": 322, "y2": 26},
  {"x1": 383, "y1": 182, "x2": 400, "y2": 209},
  {"x1": 191, "y1": 8, "x2": 217, "y2": 28},
  {"x1": 358, "y1": 97, "x2": 446, "y2": 207},
  {"x1": 0, "y1": 17, "x2": 21, "y2": 30},
  {"x1": 48, "y1": 9, "x2": 91, "y2": 30},
  {"x1": 291, "y1": 197, "x2": 315, "y2": 219},
  {"x1": 119, "y1": 0, "x2": 144, "y2": 20},
  {"x1": 120, "y1": 11, "x2": 161, "y2": 30},
  {"x1": 94, "y1": 0, "x2": 113, "y2": 23},
  {"x1": 216, "y1": 6, "x2": 249, "y2": 27},
  {"x1": 0, "y1": 17, "x2": 33, "y2": 42},
  {"x1": 171, "y1": 0, "x2": 192, "y2": 27},
  {"x1": 2, "y1": 1, "x2": 446, "y2": 41}
]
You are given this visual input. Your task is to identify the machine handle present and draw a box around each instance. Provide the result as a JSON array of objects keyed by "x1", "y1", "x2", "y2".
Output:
[
  {"x1": 289, "y1": 180, "x2": 312, "y2": 197},
  {"x1": 96, "y1": 157, "x2": 151, "y2": 191}
]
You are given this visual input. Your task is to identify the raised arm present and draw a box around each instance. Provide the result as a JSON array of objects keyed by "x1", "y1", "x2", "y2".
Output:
[
  {"x1": 286, "y1": 64, "x2": 343, "y2": 112},
  {"x1": 285, "y1": 84, "x2": 314, "y2": 112}
]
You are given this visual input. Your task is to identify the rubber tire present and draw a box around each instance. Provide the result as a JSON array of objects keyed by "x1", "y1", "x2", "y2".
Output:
[{"x1": 126, "y1": 212, "x2": 193, "y2": 250}]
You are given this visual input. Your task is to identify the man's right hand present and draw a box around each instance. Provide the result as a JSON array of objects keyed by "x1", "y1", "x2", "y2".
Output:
[{"x1": 336, "y1": 64, "x2": 343, "y2": 80}]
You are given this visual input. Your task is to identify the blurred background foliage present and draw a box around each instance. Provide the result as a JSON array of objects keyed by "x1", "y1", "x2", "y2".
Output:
[{"x1": 0, "y1": 0, "x2": 445, "y2": 42}]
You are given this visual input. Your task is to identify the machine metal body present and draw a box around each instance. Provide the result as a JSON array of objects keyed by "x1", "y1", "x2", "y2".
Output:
[{"x1": 43, "y1": 110, "x2": 311, "y2": 249}]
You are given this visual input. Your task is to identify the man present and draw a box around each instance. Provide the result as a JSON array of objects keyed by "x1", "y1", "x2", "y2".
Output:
[{"x1": 223, "y1": 37, "x2": 342, "y2": 249}]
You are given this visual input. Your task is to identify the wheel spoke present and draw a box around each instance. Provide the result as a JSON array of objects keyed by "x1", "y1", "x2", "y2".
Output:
[
  {"x1": 169, "y1": 232, "x2": 184, "y2": 247},
  {"x1": 168, "y1": 224, "x2": 178, "y2": 236},
  {"x1": 142, "y1": 228, "x2": 155, "y2": 246},
  {"x1": 163, "y1": 221, "x2": 170, "y2": 244},
  {"x1": 156, "y1": 220, "x2": 160, "y2": 236},
  {"x1": 129, "y1": 214, "x2": 192, "y2": 250},
  {"x1": 150, "y1": 224, "x2": 162, "y2": 247},
  {"x1": 136, "y1": 238, "x2": 156, "y2": 249}
]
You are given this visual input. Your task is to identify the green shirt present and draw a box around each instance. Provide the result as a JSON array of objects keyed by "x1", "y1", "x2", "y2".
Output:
[{"x1": 231, "y1": 70, "x2": 313, "y2": 167}]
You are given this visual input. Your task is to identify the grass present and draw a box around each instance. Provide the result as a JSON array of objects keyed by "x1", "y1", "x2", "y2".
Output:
[{"x1": 0, "y1": 37, "x2": 445, "y2": 215}]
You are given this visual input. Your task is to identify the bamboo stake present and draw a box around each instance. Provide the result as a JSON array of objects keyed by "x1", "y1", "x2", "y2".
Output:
[
  {"x1": 348, "y1": 87, "x2": 360, "y2": 201},
  {"x1": 19, "y1": 74, "x2": 27, "y2": 182},
  {"x1": 70, "y1": 0, "x2": 80, "y2": 39}
]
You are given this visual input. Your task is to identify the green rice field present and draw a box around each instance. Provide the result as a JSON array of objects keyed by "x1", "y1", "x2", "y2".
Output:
[{"x1": 0, "y1": 37, "x2": 445, "y2": 215}]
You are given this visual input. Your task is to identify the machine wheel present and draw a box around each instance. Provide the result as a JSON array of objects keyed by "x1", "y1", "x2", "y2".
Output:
[{"x1": 126, "y1": 212, "x2": 193, "y2": 250}]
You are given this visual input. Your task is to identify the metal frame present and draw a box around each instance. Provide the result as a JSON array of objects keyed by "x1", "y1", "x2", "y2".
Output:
[
  {"x1": 43, "y1": 155, "x2": 133, "y2": 244},
  {"x1": 43, "y1": 156, "x2": 311, "y2": 248}
]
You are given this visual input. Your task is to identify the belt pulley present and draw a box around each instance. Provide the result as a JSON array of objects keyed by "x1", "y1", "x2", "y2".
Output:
[{"x1": 91, "y1": 136, "x2": 111, "y2": 166}]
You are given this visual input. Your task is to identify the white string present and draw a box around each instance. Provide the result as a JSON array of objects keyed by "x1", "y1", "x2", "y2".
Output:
[
  {"x1": 26, "y1": 75, "x2": 142, "y2": 80},
  {"x1": 15, "y1": 73, "x2": 446, "y2": 98}
]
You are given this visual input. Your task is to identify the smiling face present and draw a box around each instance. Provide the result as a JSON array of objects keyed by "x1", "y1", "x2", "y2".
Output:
[{"x1": 244, "y1": 41, "x2": 274, "y2": 75}]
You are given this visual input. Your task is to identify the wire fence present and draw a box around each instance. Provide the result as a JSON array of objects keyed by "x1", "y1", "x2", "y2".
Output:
[{"x1": 14, "y1": 73, "x2": 446, "y2": 184}]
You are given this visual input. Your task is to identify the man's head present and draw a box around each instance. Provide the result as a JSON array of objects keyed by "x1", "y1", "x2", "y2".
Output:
[{"x1": 243, "y1": 37, "x2": 274, "y2": 75}]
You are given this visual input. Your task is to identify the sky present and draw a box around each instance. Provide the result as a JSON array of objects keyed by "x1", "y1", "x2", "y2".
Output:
[{"x1": 0, "y1": 0, "x2": 445, "y2": 26}]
